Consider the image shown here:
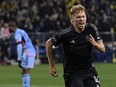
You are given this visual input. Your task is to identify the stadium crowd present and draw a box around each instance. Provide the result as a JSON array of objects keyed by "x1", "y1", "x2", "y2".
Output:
[{"x1": 0, "y1": 0, "x2": 115, "y2": 65}]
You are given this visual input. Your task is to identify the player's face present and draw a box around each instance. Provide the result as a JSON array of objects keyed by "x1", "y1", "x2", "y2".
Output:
[
  {"x1": 71, "y1": 10, "x2": 87, "y2": 31},
  {"x1": 8, "y1": 26, "x2": 15, "y2": 33}
]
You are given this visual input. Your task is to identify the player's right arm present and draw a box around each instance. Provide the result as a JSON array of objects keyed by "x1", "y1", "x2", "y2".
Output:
[
  {"x1": 46, "y1": 39, "x2": 58, "y2": 77},
  {"x1": 15, "y1": 33, "x2": 23, "y2": 61},
  {"x1": 15, "y1": 32, "x2": 23, "y2": 68},
  {"x1": 46, "y1": 29, "x2": 64, "y2": 77},
  {"x1": 17, "y1": 43, "x2": 23, "y2": 61}
]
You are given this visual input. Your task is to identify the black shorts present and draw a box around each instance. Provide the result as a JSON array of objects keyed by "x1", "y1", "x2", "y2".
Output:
[{"x1": 63, "y1": 66, "x2": 100, "y2": 87}]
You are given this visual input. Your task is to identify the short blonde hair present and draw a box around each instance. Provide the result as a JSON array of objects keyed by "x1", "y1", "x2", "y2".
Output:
[{"x1": 70, "y1": 4, "x2": 85, "y2": 16}]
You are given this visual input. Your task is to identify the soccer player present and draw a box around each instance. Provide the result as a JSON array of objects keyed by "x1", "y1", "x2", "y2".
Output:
[
  {"x1": 8, "y1": 21, "x2": 36, "y2": 87},
  {"x1": 46, "y1": 4, "x2": 105, "y2": 87}
]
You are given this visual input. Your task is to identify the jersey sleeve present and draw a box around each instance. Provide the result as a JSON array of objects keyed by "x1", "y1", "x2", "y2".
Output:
[
  {"x1": 90, "y1": 23, "x2": 103, "y2": 42},
  {"x1": 15, "y1": 33, "x2": 22, "y2": 43},
  {"x1": 50, "y1": 30, "x2": 64, "y2": 47}
]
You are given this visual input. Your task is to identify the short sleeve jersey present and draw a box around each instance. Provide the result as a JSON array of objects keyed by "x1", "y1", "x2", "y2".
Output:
[
  {"x1": 14, "y1": 28, "x2": 36, "y2": 54},
  {"x1": 51, "y1": 23, "x2": 102, "y2": 74}
]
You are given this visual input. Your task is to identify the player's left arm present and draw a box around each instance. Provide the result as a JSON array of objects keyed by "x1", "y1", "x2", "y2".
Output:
[
  {"x1": 89, "y1": 34, "x2": 105, "y2": 52},
  {"x1": 89, "y1": 24, "x2": 105, "y2": 52}
]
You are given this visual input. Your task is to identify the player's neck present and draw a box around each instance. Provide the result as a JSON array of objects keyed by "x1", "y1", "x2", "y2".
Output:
[{"x1": 74, "y1": 25, "x2": 84, "y2": 33}]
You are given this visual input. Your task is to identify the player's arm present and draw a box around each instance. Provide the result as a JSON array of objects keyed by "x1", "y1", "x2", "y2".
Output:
[
  {"x1": 15, "y1": 33, "x2": 23, "y2": 61},
  {"x1": 46, "y1": 39, "x2": 58, "y2": 77},
  {"x1": 15, "y1": 33, "x2": 23, "y2": 68},
  {"x1": 16, "y1": 41, "x2": 23, "y2": 61},
  {"x1": 89, "y1": 24, "x2": 105, "y2": 53},
  {"x1": 89, "y1": 34, "x2": 105, "y2": 53},
  {"x1": 16, "y1": 42, "x2": 23, "y2": 68},
  {"x1": 46, "y1": 29, "x2": 63, "y2": 77}
]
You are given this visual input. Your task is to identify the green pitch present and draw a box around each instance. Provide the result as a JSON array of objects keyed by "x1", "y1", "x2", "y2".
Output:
[{"x1": 0, "y1": 63, "x2": 116, "y2": 87}]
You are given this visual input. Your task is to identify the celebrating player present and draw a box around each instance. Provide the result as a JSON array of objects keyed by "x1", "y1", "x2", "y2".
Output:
[
  {"x1": 46, "y1": 4, "x2": 105, "y2": 87},
  {"x1": 8, "y1": 21, "x2": 36, "y2": 87}
]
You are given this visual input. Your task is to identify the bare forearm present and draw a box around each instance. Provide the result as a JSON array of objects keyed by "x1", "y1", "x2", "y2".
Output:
[
  {"x1": 47, "y1": 49, "x2": 54, "y2": 67},
  {"x1": 46, "y1": 39, "x2": 55, "y2": 67},
  {"x1": 89, "y1": 34, "x2": 105, "y2": 53},
  {"x1": 46, "y1": 39, "x2": 58, "y2": 77},
  {"x1": 94, "y1": 42, "x2": 105, "y2": 53}
]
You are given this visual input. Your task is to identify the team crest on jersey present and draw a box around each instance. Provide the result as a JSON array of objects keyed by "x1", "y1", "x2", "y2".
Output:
[{"x1": 85, "y1": 35, "x2": 89, "y2": 41}]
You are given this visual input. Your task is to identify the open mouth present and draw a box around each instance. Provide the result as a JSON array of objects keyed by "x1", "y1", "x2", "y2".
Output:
[
  {"x1": 79, "y1": 22, "x2": 85, "y2": 26},
  {"x1": 79, "y1": 22, "x2": 84, "y2": 25}
]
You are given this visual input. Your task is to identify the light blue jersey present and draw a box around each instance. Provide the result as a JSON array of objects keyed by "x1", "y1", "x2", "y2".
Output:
[{"x1": 14, "y1": 28, "x2": 36, "y2": 69}]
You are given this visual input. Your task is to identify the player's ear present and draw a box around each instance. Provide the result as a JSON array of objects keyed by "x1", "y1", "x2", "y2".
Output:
[
  {"x1": 70, "y1": 15, "x2": 75, "y2": 24},
  {"x1": 70, "y1": 19, "x2": 74, "y2": 24}
]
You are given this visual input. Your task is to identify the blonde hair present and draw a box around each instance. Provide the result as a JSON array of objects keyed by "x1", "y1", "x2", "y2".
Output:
[{"x1": 70, "y1": 4, "x2": 85, "y2": 16}]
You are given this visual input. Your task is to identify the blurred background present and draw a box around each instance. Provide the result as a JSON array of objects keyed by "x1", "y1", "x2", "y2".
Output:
[{"x1": 0, "y1": 0, "x2": 116, "y2": 65}]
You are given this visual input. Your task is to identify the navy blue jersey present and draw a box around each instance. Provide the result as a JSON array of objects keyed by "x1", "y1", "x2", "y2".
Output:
[{"x1": 51, "y1": 23, "x2": 102, "y2": 74}]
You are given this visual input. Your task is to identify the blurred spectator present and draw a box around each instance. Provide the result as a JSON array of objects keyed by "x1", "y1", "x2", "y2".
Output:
[
  {"x1": 0, "y1": 0, "x2": 115, "y2": 32},
  {"x1": 0, "y1": 37, "x2": 10, "y2": 65},
  {"x1": 8, "y1": 34, "x2": 17, "y2": 63},
  {"x1": 0, "y1": 22, "x2": 10, "y2": 38}
]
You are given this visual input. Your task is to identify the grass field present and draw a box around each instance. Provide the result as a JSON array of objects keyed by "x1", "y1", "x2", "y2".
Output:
[{"x1": 0, "y1": 63, "x2": 116, "y2": 87}]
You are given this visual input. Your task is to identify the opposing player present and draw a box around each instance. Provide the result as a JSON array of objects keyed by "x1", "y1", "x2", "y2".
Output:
[
  {"x1": 46, "y1": 4, "x2": 105, "y2": 87},
  {"x1": 8, "y1": 21, "x2": 36, "y2": 87}
]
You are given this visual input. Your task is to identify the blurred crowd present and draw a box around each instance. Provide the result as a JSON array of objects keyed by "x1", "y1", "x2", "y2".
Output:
[
  {"x1": 0, "y1": 0, "x2": 115, "y2": 65},
  {"x1": 0, "y1": 0, "x2": 115, "y2": 33}
]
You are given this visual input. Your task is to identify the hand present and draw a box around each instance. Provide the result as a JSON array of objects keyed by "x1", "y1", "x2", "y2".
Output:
[
  {"x1": 89, "y1": 34, "x2": 105, "y2": 52},
  {"x1": 89, "y1": 34, "x2": 97, "y2": 46},
  {"x1": 50, "y1": 67, "x2": 58, "y2": 77},
  {"x1": 18, "y1": 61, "x2": 23, "y2": 68}
]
